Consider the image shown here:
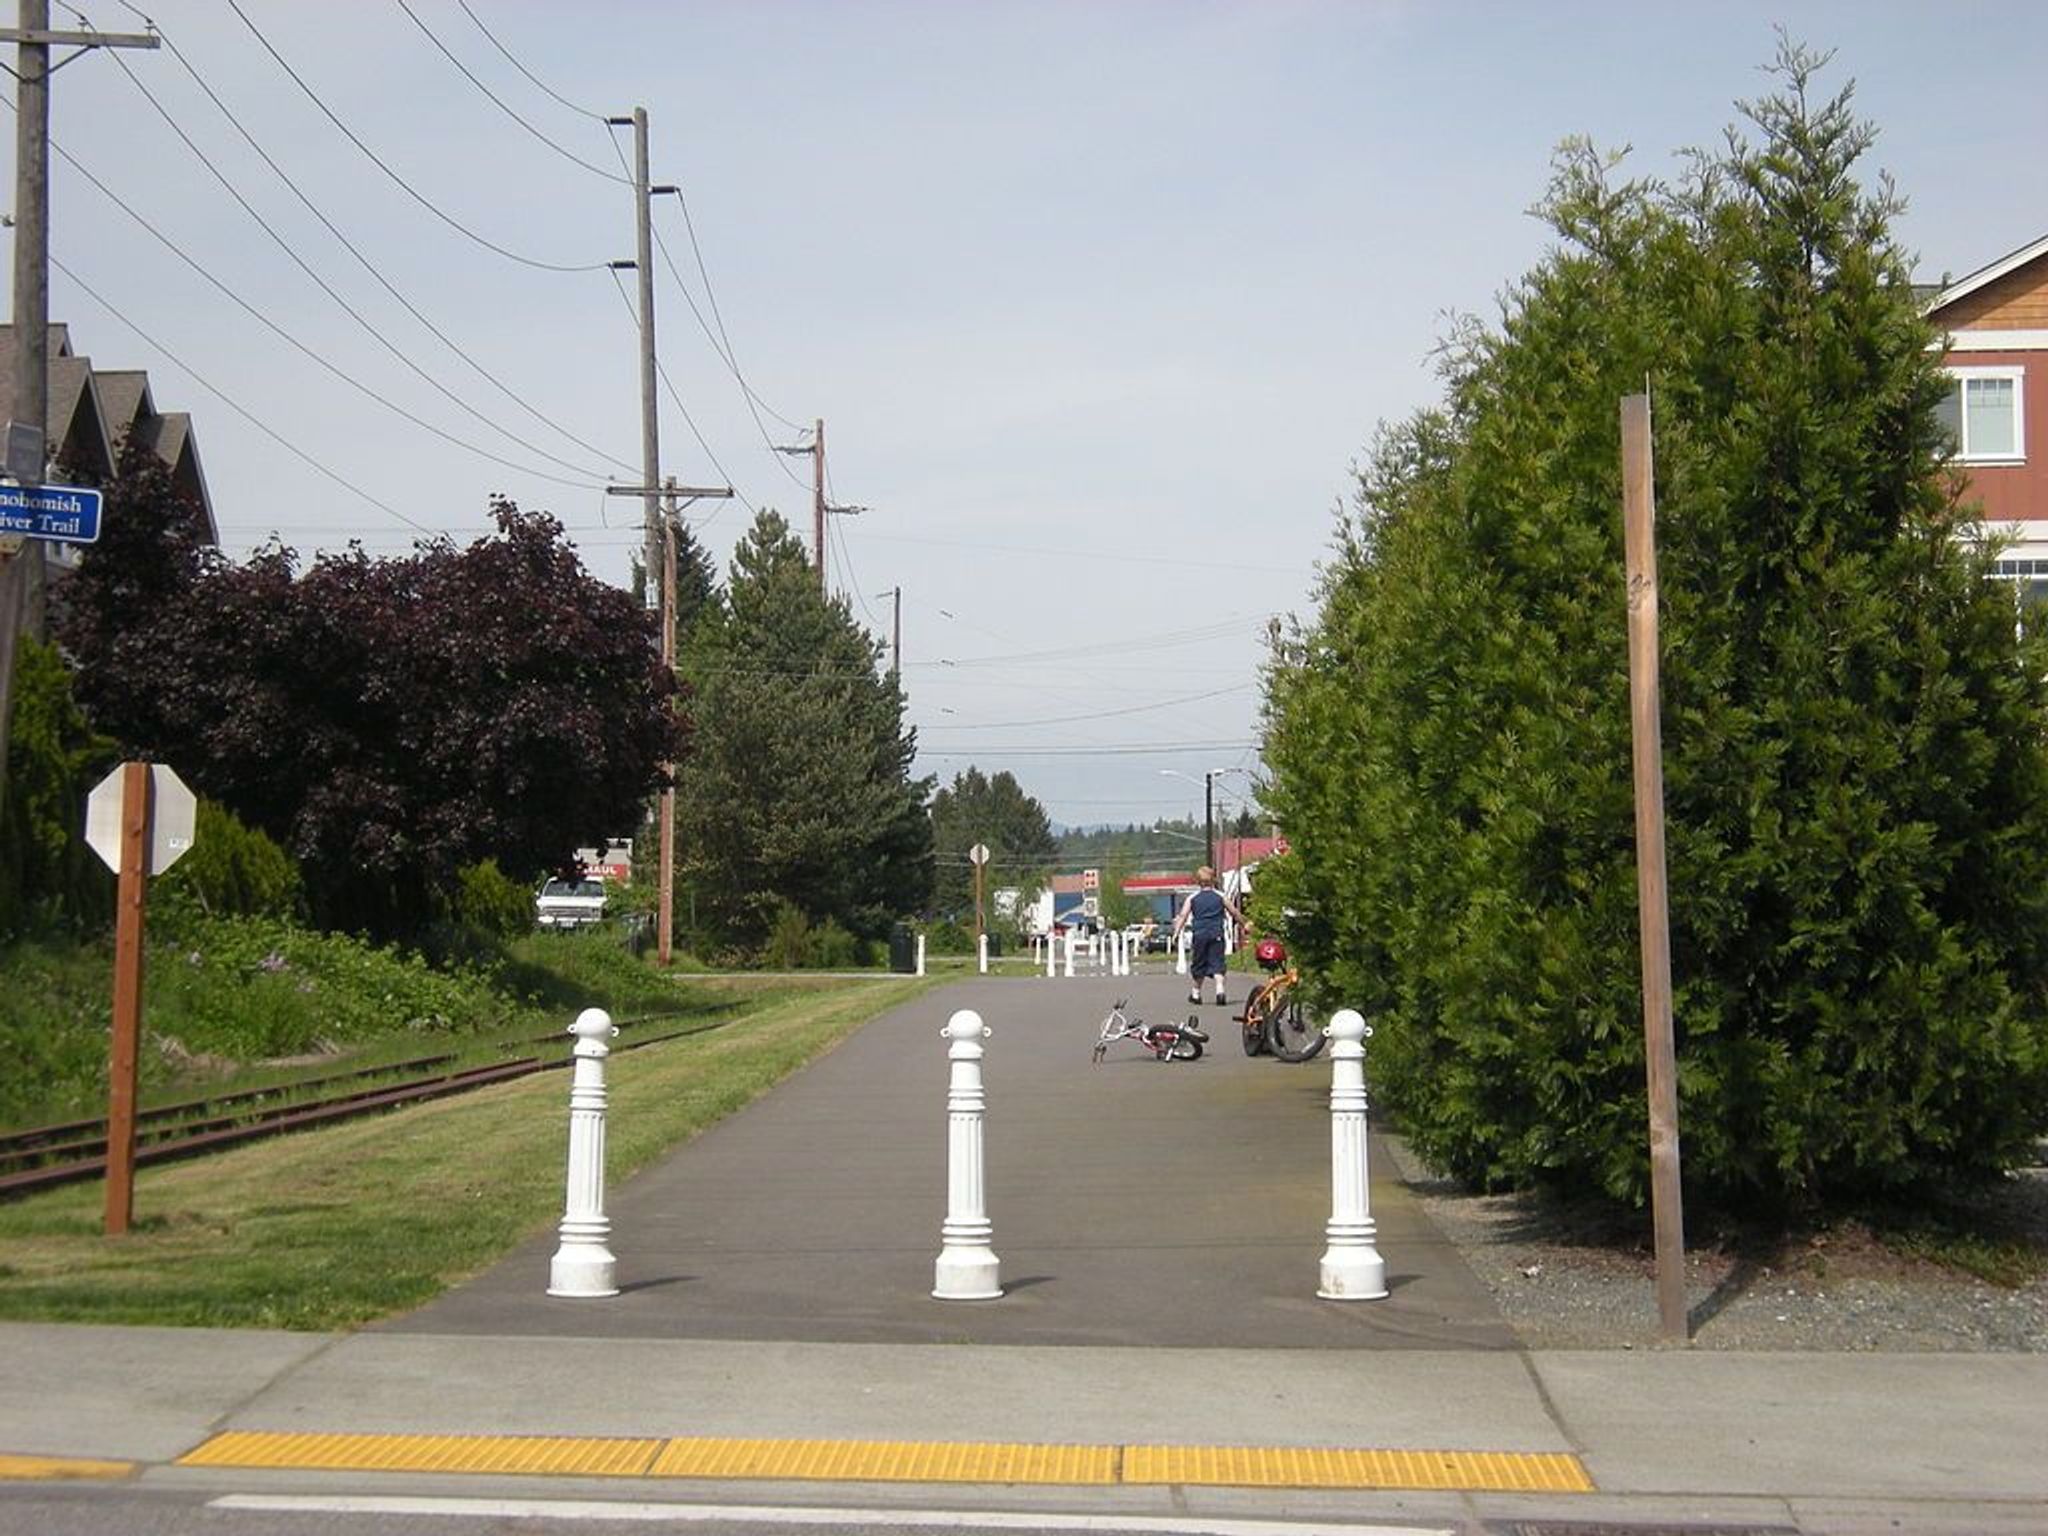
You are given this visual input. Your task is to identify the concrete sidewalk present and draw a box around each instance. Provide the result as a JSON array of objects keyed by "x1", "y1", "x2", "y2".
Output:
[
  {"x1": 4, "y1": 1321, "x2": 2046, "y2": 1533},
  {"x1": 3, "y1": 974, "x2": 2044, "y2": 1532}
]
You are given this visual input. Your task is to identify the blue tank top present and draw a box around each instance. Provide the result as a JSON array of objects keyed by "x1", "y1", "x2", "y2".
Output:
[{"x1": 1188, "y1": 888, "x2": 1226, "y2": 937}]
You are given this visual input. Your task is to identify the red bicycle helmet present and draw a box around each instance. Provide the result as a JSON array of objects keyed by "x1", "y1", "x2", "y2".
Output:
[{"x1": 1254, "y1": 937, "x2": 1287, "y2": 969}]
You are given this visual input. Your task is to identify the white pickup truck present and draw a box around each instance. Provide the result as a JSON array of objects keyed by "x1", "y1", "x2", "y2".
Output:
[{"x1": 534, "y1": 877, "x2": 608, "y2": 930}]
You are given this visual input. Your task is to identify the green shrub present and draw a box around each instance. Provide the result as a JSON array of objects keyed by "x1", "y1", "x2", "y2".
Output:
[
  {"x1": 923, "y1": 920, "x2": 974, "y2": 956},
  {"x1": 453, "y1": 859, "x2": 534, "y2": 940},
  {"x1": 157, "y1": 799, "x2": 301, "y2": 923},
  {"x1": 0, "y1": 638, "x2": 115, "y2": 937},
  {"x1": 759, "y1": 899, "x2": 811, "y2": 970}
]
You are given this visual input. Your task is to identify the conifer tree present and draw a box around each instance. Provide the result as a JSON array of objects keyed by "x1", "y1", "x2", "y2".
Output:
[
  {"x1": 678, "y1": 509, "x2": 931, "y2": 946},
  {"x1": 1264, "y1": 43, "x2": 2048, "y2": 1211}
]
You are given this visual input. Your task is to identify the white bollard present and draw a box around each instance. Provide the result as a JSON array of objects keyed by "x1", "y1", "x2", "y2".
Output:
[
  {"x1": 1318, "y1": 1009, "x2": 1389, "y2": 1300},
  {"x1": 548, "y1": 1008, "x2": 620, "y2": 1298},
  {"x1": 1063, "y1": 930, "x2": 1076, "y2": 978},
  {"x1": 978, "y1": 933, "x2": 988, "y2": 974},
  {"x1": 916, "y1": 933, "x2": 927, "y2": 976},
  {"x1": 1175, "y1": 930, "x2": 1190, "y2": 975},
  {"x1": 1114, "y1": 929, "x2": 1127, "y2": 976},
  {"x1": 1044, "y1": 932, "x2": 1056, "y2": 978},
  {"x1": 933, "y1": 1009, "x2": 1001, "y2": 1300}
]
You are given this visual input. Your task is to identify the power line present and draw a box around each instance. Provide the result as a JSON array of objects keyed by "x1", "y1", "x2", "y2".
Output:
[
  {"x1": 90, "y1": 40, "x2": 618, "y2": 485},
  {"x1": 853, "y1": 527, "x2": 1307, "y2": 575},
  {"x1": 601, "y1": 129, "x2": 808, "y2": 490},
  {"x1": 603, "y1": 265, "x2": 758, "y2": 525},
  {"x1": 394, "y1": 0, "x2": 630, "y2": 185},
  {"x1": 25, "y1": 116, "x2": 608, "y2": 490},
  {"x1": 913, "y1": 681, "x2": 1258, "y2": 732},
  {"x1": 456, "y1": 0, "x2": 607, "y2": 122},
  {"x1": 224, "y1": 0, "x2": 609, "y2": 274},
  {"x1": 82, "y1": 4, "x2": 636, "y2": 478},
  {"x1": 915, "y1": 741, "x2": 1258, "y2": 758},
  {"x1": 51, "y1": 250, "x2": 436, "y2": 535}
]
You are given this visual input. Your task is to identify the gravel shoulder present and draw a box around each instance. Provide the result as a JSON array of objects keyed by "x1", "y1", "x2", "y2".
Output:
[{"x1": 1383, "y1": 1134, "x2": 2048, "y2": 1351}]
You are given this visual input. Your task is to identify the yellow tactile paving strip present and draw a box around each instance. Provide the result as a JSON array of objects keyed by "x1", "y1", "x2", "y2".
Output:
[
  {"x1": 1124, "y1": 1444, "x2": 1594, "y2": 1493},
  {"x1": 180, "y1": 1431, "x2": 663, "y2": 1478},
  {"x1": 651, "y1": 1436, "x2": 1118, "y2": 1484},
  {"x1": 0, "y1": 1452, "x2": 136, "y2": 1481},
  {"x1": 175, "y1": 1430, "x2": 1592, "y2": 1492}
]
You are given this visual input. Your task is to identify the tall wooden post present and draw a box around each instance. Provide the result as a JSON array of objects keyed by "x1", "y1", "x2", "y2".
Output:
[
  {"x1": 105, "y1": 760, "x2": 152, "y2": 1236},
  {"x1": 657, "y1": 484, "x2": 676, "y2": 967},
  {"x1": 1620, "y1": 393, "x2": 1687, "y2": 1342}
]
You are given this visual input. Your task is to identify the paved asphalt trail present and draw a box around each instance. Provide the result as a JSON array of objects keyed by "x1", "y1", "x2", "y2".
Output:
[{"x1": 386, "y1": 971, "x2": 1513, "y2": 1349}]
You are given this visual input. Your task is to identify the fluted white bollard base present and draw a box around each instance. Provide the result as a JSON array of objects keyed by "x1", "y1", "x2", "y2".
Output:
[
  {"x1": 934, "y1": 1245, "x2": 1002, "y2": 1300},
  {"x1": 548, "y1": 1239, "x2": 619, "y2": 1298},
  {"x1": 1317, "y1": 1240, "x2": 1388, "y2": 1300}
]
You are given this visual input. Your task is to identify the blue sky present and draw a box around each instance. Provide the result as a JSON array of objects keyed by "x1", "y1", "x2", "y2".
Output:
[{"x1": 19, "y1": 1, "x2": 2048, "y2": 828}]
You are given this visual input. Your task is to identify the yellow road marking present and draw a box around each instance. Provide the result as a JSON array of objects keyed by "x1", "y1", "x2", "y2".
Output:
[
  {"x1": 0, "y1": 1452, "x2": 135, "y2": 1481},
  {"x1": 178, "y1": 1430, "x2": 1590, "y2": 1491}
]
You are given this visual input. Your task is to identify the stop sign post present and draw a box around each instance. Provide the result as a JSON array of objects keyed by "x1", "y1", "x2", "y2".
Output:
[
  {"x1": 85, "y1": 762, "x2": 196, "y2": 1237},
  {"x1": 968, "y1": 842, "x2": 990, "y2": 940}
]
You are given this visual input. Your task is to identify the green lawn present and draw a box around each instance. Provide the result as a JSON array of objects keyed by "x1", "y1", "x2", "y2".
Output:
[{"x1": 0, "y1": 974, "x2": 933, "y2": 1329}]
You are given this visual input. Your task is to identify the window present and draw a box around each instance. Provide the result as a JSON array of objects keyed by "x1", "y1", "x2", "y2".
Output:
[
  {"x1": 1990, "y1": 557, "x2": 2048, "y2": 641},
  {"x1": 1936, "y1": 367, "x2": 2025, "y2": 463}
]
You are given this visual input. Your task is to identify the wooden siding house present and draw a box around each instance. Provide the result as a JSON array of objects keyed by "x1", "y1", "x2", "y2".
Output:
[{"x1": 1921, "y1": 234, "x2": 2048, "y2": 602}]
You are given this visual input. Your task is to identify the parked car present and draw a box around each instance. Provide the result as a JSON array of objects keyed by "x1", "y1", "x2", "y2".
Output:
[{"x1": 535, "y1": 877, "x2": 607, "y2": 930}]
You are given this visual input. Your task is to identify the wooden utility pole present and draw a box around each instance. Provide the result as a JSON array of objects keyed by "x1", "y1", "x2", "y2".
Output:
[
  {"x1": 1620, "y1": 392, "x2": 1688, "y2": 1343},
  {"x1": 609, "y1": 478, "x2": 730, "y2": 966},
  {"x1": 777, "y1": 419, "x2": 864, "y2": 594},
  {"x1": 658, "y1": 483, "x2": 678, "y2": 967},
  {"x1": 0, "y1": 1, "x2": 156, "y2": 798},
  {"x1": 890, "y1": 585, "x2": 901, "y2": 677},
  {"x1": 811, "y1": 415, "x2": 826, "y2": 589}
]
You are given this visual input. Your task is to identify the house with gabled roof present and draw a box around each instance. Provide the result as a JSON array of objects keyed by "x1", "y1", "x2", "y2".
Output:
[
  {"x1": 1921, "y1": 233, "x2": 2048, "y2": 602},
  {"x1": 0, "y1": 323, "x2": 217, "y2": 547}
]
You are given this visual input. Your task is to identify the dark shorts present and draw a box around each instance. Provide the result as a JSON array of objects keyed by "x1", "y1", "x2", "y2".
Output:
[{"x1": 1190, "y1": 932, "x2": 1226, "y2": 979}]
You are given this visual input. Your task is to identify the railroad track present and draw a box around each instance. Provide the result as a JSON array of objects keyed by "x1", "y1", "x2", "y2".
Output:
[{"x1": 0, "y1": 1009, "x2": 731, "y2": 1199}]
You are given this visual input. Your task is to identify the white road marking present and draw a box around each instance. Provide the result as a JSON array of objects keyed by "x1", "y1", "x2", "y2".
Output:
[{"x1": 209, "y1": 1491, "x2": 1455, "y2": 1535}]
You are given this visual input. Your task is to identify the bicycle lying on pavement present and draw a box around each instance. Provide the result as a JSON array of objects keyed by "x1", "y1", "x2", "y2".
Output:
[
  {"x1": 1239, "y1": 938, "x2": 1325, "y2": 1062},
  {"x1": 1091, "y1": 998, "x2": 1207, "y2": 1063}
]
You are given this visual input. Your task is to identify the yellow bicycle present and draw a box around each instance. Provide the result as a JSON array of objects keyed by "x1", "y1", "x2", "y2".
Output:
[{"x1": 1240, "y1": 941, "x2": 1324, "y2": 1062}]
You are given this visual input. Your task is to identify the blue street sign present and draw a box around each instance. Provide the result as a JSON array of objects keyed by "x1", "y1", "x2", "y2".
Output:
[{"x1": 0, "y1": 482, "x2": 103, "y2": 544}]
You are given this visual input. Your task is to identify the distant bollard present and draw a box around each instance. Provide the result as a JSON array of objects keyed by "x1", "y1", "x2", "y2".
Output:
[
  {"x1": 978, "y1": 933, "x2": 989, "y2": 974},
  {"x1": 1175, "y1": 930, "x2": 1190, "y2": 975},
  {"x1": 1114, "y1": 929, "x2": 1128, "y2": 976},
  {"x1": 1044, "y1": 933, "x2": 1056, "y2": 978},
  {"x1": 933, "y1": 1009, "x2": 1001, "y2": 1300},
  {"x1": 1318, "y1": 1009, "x2": 1389, "y2": 1300},
  {"x1": 548, "y1": 1008, "x2": 620, "y2": 1299},
  {"x1": 1063, "y1": 930, "x2": 1076, "y2": 978},
  {"x1": 916, "y1": 934, "x2": 927, "y2": 977}
]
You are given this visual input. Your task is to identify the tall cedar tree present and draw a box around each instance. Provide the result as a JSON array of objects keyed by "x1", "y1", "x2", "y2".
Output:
[
  {"x1": 56, "y1": 450, "x2": 680, "y2": 937},
  {"x1": 677, "y1": 509, "x2": 931, "y2": 945},
  {"x1": 1263, "y1": 45, "x2": 2048, "y2": 1214},
  {"x1": 927, "y1": 767, "x2": 1058, "y2": 921}
]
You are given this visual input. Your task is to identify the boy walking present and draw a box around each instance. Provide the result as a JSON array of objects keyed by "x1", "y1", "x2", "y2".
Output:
[{"x1": 1172, "y1": 865, "x2": 1246, "y2": 1007}]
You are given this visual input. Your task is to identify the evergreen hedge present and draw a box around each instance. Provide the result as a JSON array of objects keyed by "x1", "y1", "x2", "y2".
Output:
[{"x1": 1263, "y1": 47, "x2": 2048, "y2": 1214}]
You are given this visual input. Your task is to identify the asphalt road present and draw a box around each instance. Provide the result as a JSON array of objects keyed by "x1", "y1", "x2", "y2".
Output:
[{"x1": 385, "y1": 971, "x2": 1512, "y2": 1350}]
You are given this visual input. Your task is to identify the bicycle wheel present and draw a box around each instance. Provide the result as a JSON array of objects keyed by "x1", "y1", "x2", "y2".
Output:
[
  {"x1": 1167, "y1": 1030, "x2": 1203, "y2": 1061},
  {"x1": 1270, "y1": 995, "x2": 1324, "y2": 1062},
  {"x1": 1240, "y1": 982, "x2": 1272, "y2": 1056}
]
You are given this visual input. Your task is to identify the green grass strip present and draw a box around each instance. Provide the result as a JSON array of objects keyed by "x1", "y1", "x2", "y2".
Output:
[{"x1": 0, "y1": 976, "x2": 933, "y2": 1330}]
